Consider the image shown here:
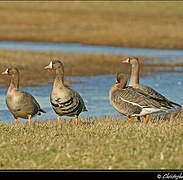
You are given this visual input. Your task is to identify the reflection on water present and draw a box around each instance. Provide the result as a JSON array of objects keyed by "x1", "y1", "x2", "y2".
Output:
[{"x1": 0, "y1": 73, "x2": 183, "y2": 123}]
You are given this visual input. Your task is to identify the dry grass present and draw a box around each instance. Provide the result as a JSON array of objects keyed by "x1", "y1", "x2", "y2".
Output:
[
  {"x1": 0, "y1": 49, "x2": 182, "y2": 87},
  {"x1": 0, "y1": 111, "x2": 183, "y2": 169},
  {"x1": 1, "y1": 2, "x2": 183, "y2": 170},
  {"x1": 0, "y1": 2, "x2": 183, "y2": 49},
  {"x1": 0, "y1": 49, "x2": 137, "y2": 87}
]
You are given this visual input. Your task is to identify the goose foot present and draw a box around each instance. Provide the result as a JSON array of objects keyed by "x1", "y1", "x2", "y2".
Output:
[
  {"x1": 14, "y1": 118, "x2": 18, "y2": 126},
  {"x1": 57, "y1": 116, "x2": 61, "y2": 125},
  {"x1": 28, "y1": 115, "x2": 31, "y2": 126},
  {"x1": 144, "y1": 114, "x2": 149, "y2": 123},
  {"x1": 75, "y1": 116, "x2": 79, "y2": 125},
  {"x1": 128, "y1": 117, "x2": 132, "y2": 123}
]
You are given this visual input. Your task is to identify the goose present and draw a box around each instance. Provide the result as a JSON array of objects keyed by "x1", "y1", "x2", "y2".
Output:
[
  {"x1": 109, "y1": 73, "x2": 173, "y2": 123},
  {"x1": 44, "y1": 59, "x2": 87, "y2": 125},
  {"x1": 2, "y1": 68, "x2": 46, "y2": 126},
  {"x1": 122, "y1": 57, "x2": 181, "y2": 121}
]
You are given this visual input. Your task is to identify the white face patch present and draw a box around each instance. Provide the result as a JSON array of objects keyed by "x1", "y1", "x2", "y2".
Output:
[
  {"x1": 5, "y1": 68, "x2": 9, "y2": 74},
  {"x1": 49, "y1": 61, "x2": 53, "y2": 69},
  {"x1": 122, "y1": 58, "x2": 130, "y2": 64},
  {"x1": 126, "y1": 58, "x2": 130, "y2": 63}
]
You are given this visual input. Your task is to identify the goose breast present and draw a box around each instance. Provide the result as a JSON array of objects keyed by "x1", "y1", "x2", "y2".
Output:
[
  {"x1": 50, "y1": 87, "x2": 86, "y2": 117},
  {"x1": 6, "y1": 89, "x2": 41, "y2": 119}
]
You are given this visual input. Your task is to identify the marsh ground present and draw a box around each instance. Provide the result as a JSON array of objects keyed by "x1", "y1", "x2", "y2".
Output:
[
  {"x1": 0, "y1": 2, "x2": 183, "y2": 170},
  {"x1": 0, "y1": 113, "x2": 183, "y2": 169},
  {"x1": 1, "y1": 49, "x2": 182, "y2": 87},
  {"x1": 0, "y1": 2, "x2": 183, "y2": 49},
  {"x1": 1, "y1": 2, "x2": 183, "y2": 86}
]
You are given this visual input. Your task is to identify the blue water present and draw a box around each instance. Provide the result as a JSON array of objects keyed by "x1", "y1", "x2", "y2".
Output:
[
  {"x1": 0, "y1": 73, "x2": 182, "y2": 123},
  {"x1": 1, "y1": 41, "x2": 183, "y2": 62},
  {"x1": 0, "y1": 40, "x2": 183, "y2": 123}
]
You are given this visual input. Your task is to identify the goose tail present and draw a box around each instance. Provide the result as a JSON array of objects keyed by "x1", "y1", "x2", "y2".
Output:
[{"x1": 39, "y1": 108, "x2": 46, "y2": 114}]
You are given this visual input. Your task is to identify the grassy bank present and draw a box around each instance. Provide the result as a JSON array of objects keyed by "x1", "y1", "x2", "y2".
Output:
[
  {"x1": 0, "y1": 113, "x2": 183, "y2": 169},
  {"x1": 0, "y1": 2, "x2": 183, "y2": 49},
  {"x1": 0, "y1": 49, "x2": 129, "y2": 87},
  {"x1": 0, "y1": 49, "x2": 158, "y2": 87},
  {"x1": 1, "y1": 49, "x2": 182, "y2": 87}
]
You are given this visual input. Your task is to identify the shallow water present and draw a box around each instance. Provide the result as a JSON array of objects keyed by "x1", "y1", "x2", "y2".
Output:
[
  {"x1": 1, "y1": 41, "x2": 183, "y2": 62},
  {"x1": 0, "y1": 41, "x2": 183, "y2": 123},
  {"x1": 0, "y1": 73, "x2": 183, "y2": 123}
]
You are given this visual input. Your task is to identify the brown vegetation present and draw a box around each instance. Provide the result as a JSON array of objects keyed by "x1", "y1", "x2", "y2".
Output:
[
  {"x1": 0, "y1": 49, "x2": 129, "y2": 87},
  {"x1": 0, "y1": 2, "x2": 183, "y2": 49},
  {"x1": 0, "y1": 49, "x2": 182, "y2": 87}
]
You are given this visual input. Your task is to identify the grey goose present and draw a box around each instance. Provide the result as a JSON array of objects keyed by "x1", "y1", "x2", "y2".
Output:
[
  {"x1": 44, "y1": 59, "x2": 87, "y2": 125},
  {"x1": 2, "y1": 68, "x2": 46, "y2": 126},
  {"x1": 109, "y1": 73, "x2": 173, "y2": 123},
  {"x1": 122, "y1": 57, "x2": 181, "y2": 121}
]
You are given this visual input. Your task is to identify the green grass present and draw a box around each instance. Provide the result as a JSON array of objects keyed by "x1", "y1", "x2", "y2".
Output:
[
  {"x1": 0, "y1": 2, "x2": 183, "y2": 49},
  {"x1": 0, "y1": 113, "x2": 183, "y2": 169}
]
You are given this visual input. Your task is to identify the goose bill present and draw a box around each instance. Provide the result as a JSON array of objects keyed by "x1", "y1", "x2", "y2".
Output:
[
  {"x1": 44, "y1": 61, "x2": 53, "y2": 69},
  {"x1": 2, "y1": 68, "x2": 9, "y2": 75},
  {"x1": 122, "y1": 58, "x2": 130, "y2": 64}
]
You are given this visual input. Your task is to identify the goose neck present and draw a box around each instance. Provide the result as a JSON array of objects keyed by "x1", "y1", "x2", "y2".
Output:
[
  {"x1": 129, "y1": 63, "x2": 140, "y2": 86},
  {"x1": 9, "y1": 73, "x2": 19, "y2": 91},
  {"x1": 54, "y1": 68, "x2": 65, "y2": 88}
]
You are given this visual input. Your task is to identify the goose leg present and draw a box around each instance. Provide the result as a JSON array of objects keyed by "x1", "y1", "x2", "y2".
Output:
[
  {"x1": 75, "y1": 115, "x2": 79, "y2": 125},
  {"x1": 144, "y1": 114, "x2": 150, "y2": 123},
  {"x1": 128, "y1": 117, "x2": 132, "y2": 123},
  {"x1": 57, "y1": 116, "x2": 61, "y2": 125},
  {"x1": 28, "y1": 115, "x2": 31, "y2": 126},
  {"x1": 14, "y1": 118, "x2": 18, "y2": 126}
]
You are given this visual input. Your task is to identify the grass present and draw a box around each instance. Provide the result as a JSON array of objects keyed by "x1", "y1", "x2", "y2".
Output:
[
  {"x1": 0, "y1": 2, "x2": 183, "y2": 49},
  {"x1": 0, "y1": 112, "x2": 183, "y2": 169},
  {"x1": 0, "y1": 2, "x2": 183, "y2": 170},
  {"x1": 0, "y1": 49, "x2": 129, "y2": 87},
  {"x1": 0, "y1": 49, "x2": 151, "y2": 87},
  {"x1": 1, "y1": 49, "x2": 182, "y2": 87}
]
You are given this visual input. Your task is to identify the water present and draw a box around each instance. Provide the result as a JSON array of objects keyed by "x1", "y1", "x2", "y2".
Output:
[
  {"x1": 0, "y1": 73, "x2": 183, "y2": 123},
  {"x1": 1, "y1": 41, "x2": 183, "y2": 62},
  {"x1": 0, "y1": 40, "x2": 183, "y2": 123}
]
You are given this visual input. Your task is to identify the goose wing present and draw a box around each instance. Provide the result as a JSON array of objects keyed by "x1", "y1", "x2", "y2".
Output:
[
  {"x1": 114, "y1": 87, "x2": 170, "y2": 109},
  {"x1": 135, "y1": 85, "x2": 181, "y2": 108}
]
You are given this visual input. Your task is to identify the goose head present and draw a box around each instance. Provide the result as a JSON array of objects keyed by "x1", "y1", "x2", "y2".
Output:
[
  {"x1": 2, "y1": 67, "x2": 19, "y2": 76},
  {"x1": 44, "y1": 59, "x2": 64, "y2": 71},
  {"x1": 115, "y1": 72, "x2": 128, "y2": 89},
  {"x1": 121, "y1": 57, "x2": 139, "y2": 65}
]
